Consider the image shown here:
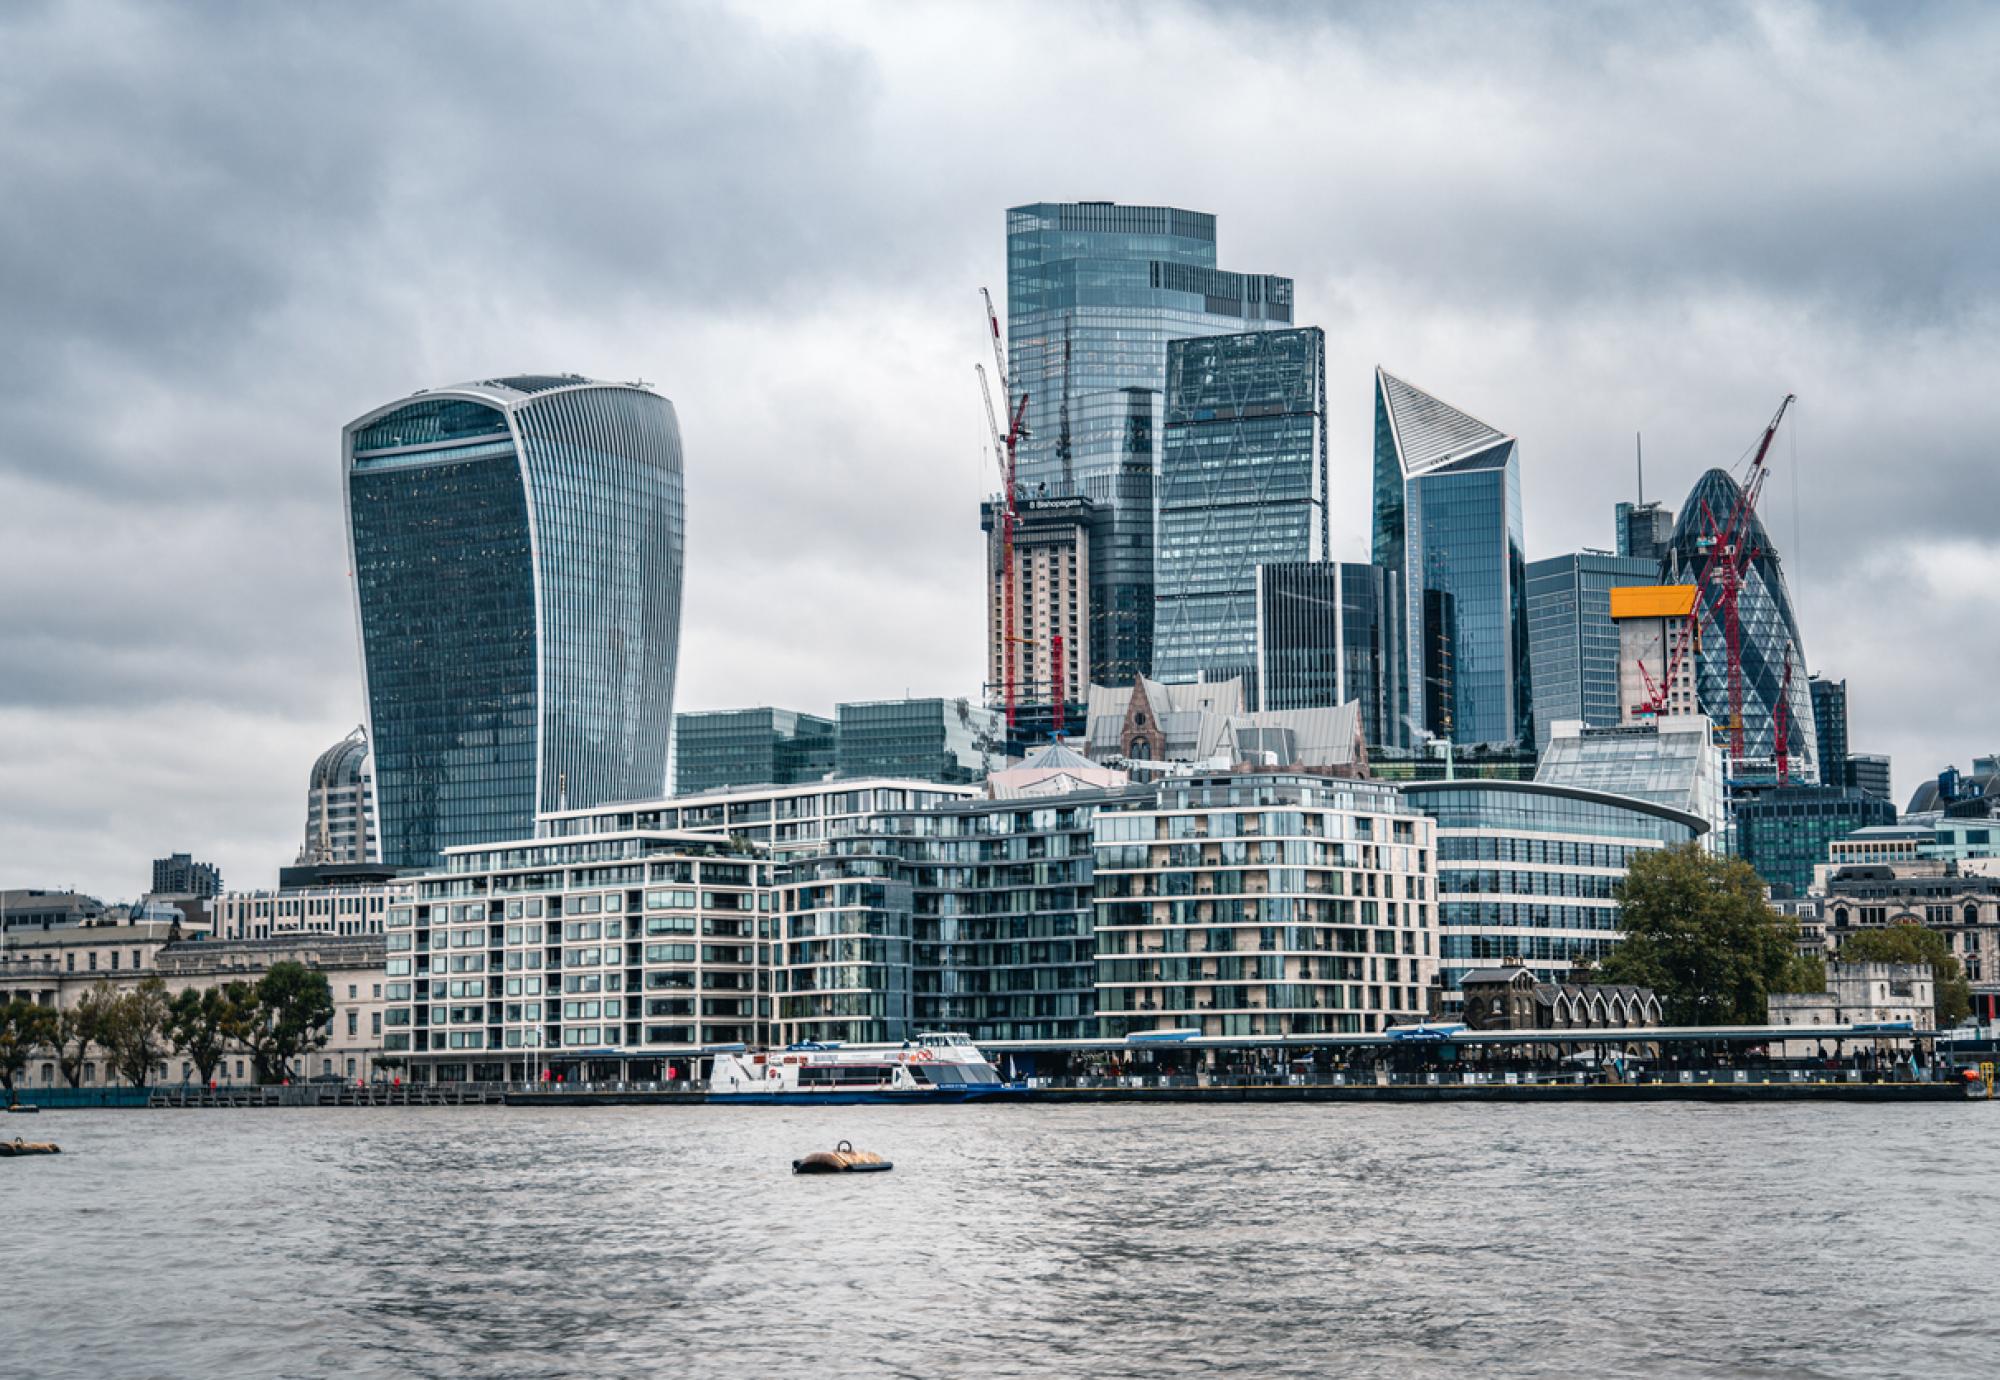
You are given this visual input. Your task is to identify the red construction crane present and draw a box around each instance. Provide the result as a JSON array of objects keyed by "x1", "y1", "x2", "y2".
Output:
[
  {"x1": 1773, "y1": 652, "x2": 1795, "y2": 785},
  {"x1": 1635, "y1": 394, "x2": 1795, "y2": 765},
  {"x1": 976, "y1": 287, "x2": 1030, "y2": 732}
]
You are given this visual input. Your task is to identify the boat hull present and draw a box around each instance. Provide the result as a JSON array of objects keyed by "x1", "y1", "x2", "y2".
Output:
[{"x1": 710, "y1": 1085, "x2": 1026, "y2": 1107}]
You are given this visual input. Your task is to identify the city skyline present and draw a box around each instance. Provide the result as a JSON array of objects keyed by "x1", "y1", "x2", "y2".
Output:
[{"x1": 6, "y1": 2, "x2": 2000, "y2": 899}]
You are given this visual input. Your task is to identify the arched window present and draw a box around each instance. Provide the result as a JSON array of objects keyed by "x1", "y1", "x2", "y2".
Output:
[
  {"x1": 1833, "y1": 907, "x2": 1849, "y2": 927},
  {"x1": 1965, "y1": 904, "x2": 1980, "y2": 927}
]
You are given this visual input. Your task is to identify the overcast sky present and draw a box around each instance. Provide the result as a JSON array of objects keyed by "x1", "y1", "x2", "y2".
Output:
[{"x1": 4, "y1": 0, "x2": 1997, "y2": 901}]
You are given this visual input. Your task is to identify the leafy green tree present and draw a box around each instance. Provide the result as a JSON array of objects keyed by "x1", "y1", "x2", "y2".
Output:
[
  {"x1": 236, "y1": 963, "x2": 335, "y2": 1082},
  {"x1": 167, "y1": 986, "x2": 237, "y2": 1085},
  {"x1": 1773, "y1": 952, "x2": 1827, "y2": 995},
  {"x1": 1600, "y1": 843, "x2": 1802, "y2": 1024},
  {"x1": 53, "y1": 982, "x2": 117, "y2": 1087},
  {"x1": 101, "y1": 977, "x2": 172, "y2": 1088},
  {"x1": 0, "y1": 1000, "x2": 56, "y2": 1095},
  {"x1": 1837, "y1": 925, "x2": 1972, "y2": 1027}
]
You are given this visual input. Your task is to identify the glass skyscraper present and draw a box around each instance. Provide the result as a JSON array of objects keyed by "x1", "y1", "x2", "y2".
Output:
[
  {"x1": 1154, "y1": 327, "x2": 1326, "y2": 693},
  {"x1": 344, "y1": 375, "x2": 684, "y2": 868},
  {"x1": 1662, "y1": 468, "x2": 1818, "y2": 781},
  {"x1": 1254, "y1": 561, "x2": 1401, "y2": 748},
  {"x1": 1006, "y1": 201, "x2": 1293, "y2": 685},
  {"x1": 1371, "y1": 368, "x2": 1532, "y2": 749},
  {"x1": 1810, "y1": 674, "x2": 1848, "y2": 787},
  {"x1": 1525, "y1": 551, "x2": 1663, "y2": 747},
  {"x1": 1614, "y1": 500, "x2": 1674, "y2": 564}
]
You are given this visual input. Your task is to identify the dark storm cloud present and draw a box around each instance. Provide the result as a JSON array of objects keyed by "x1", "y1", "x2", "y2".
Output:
[{"x1": 3, "y1": 0, "x2": 1997, "y2": 898}]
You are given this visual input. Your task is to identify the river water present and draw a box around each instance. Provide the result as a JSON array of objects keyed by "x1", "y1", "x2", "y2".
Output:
[{"x1": 5, "y1": 1102, "x2": 1996, "y2": 1378}]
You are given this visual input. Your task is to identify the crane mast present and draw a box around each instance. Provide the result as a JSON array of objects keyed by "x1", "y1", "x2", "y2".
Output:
[{"x1": 976, "y1": 288, "x2": 1031, "y2": 733}]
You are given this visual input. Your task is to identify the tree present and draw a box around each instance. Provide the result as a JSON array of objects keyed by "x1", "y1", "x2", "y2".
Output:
[
  {"x1": 1837, "y1": 925, "x2": 1972, "y2": 1027},
  {"x1": 0, "y1": 1000, "x2": 56, "y2": 1095},
  {"x1": 53, "y1": 982, "x2": 117, "y2": 1087},
  {"x1": 1600, "y1": 843, "x2": 1802, "y2": 1025},
  {"x1": 1773, "y1": 952, "x2": 1827, "y2": 996},
  {"x1": 167, "y1": 986, "x2": 237, "y2": 1085},
  {"x1": 101, "y1": 977, "x2": 172, "y2": 1089},
  {"x1": 236, "y1": 963, "x2": 334, "y2": 1083}
]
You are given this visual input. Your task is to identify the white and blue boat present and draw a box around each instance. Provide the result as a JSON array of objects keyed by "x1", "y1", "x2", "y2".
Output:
[{"x1": 707, "y1": 1032, "x2": 1017, "y2": 1104}]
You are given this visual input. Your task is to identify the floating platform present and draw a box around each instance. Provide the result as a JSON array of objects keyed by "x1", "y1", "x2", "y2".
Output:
[{"x1": 502, "y1": 1078, "x2": 1979, "y2": 1107}]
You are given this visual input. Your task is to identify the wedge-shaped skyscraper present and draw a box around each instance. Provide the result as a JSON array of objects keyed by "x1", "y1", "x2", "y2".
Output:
[
  {"x1": 344, "y1": 375, "x2": 685, "y2": 868},
  {"x1": 1662, "y1": 468, "x2": 1818, "y2": 782},
  {"x1": 1371, "y1": 368, "x2": 1532, "y2": 748}
]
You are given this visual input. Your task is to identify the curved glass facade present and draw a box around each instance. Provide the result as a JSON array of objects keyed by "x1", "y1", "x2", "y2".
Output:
[
  {"x1": 346, "y1": 379, "x2": 684, "y2": 868},
  {"x1": 1663, "y1": 468, "x2": 1818, "y2": 781},
  {"x1": 1400, "y1": 780, "x2": 1705, "y2": 1001}
]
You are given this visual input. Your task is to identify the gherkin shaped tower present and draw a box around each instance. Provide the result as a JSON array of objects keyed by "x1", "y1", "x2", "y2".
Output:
[{"x1": 1662, "y1": 468, "x2": 1818, "y2": 782}]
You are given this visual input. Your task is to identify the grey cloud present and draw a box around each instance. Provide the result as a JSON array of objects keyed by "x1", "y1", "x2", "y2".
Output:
[{"x1": 3, "y1": 0, "x2": 1998, "y2": 898}]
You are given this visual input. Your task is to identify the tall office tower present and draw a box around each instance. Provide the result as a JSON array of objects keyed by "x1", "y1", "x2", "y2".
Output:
[
  {"x1": 1254, "y1": 561, "x2": 1401, "y2": 747},
  {"x1": 1525, "y1": 552, "x2": 1664, "y2": 747},
  {"x1": 1614, "y1": 500, "x2": 1675, "y2": 565},
  {"x1": 301, "y1": 725, "x2": 378, "y2": 865},
  {"x1": 1005, "y1": 201, "x2": 1293, "y2": 686},
  {"x1": 1810, "y1": 674, "x2": 1848, "y2": 785},
  {"x1": 1371, "y1": 368, "x2": 1532, "y2": 749},
  {"x1": 982, "y1": 494, "x2": 1096, "y2": 730},
  {"x1": 672, "y1": 708, "x2": 836, "y2": 796},
  {"x1": 150, "y1": 852, "x2": 222, "y2": 899},
  {"x1": 344, "y1": 375, "x2": 685, "y2": 868},
  {"x1": 1154, "y1": 328, "x2": 1327, "y2": 695},
  {"x1": 1662, "y1": 468, "x2": 1818, "y2": 782}
]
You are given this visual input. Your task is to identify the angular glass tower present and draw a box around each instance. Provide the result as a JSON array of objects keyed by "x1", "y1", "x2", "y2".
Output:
[
  {"x1": 1662, "y1": 468, "x2": 1818, "y2": 782},
  {"x1": 344, "y1": 375, "x2": 685, "y2": 868},
  {"x1": 1155, "y1": 327, "x2": 1326, "y2": 692},
  {"x1": 1371, "y1": 368, "x2": 1532, "y2": 749},
  {"x1": 1525, "y1": 551, "x2": 1664, "y2": 747},
  {"x1": 1006, "y1": 202, "x2": 1293, "y2": 686}
]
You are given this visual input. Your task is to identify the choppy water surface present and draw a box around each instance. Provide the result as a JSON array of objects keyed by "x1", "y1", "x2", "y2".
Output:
[{"x1": 7, "y1": 1102, "x2": 1997, "y2": 1378}]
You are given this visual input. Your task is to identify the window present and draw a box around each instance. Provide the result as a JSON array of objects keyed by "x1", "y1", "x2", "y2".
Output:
[{"x1": 347, "y1": 1012, "x2": 358, "y2": 1037}]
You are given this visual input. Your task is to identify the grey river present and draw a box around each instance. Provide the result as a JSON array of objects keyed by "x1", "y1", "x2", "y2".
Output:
[{"x1": 5, "y1": 1103, "x2": 1996, "y2": 1378}]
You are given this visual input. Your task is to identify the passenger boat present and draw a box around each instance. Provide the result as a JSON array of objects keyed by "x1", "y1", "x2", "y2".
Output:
[{"x1": 708, "y1": 1031, "x2": 1017, "y2": 1104}]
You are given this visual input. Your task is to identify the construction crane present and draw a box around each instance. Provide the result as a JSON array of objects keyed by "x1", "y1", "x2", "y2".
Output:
[
  {"x1": 1635, "y1": 394, "x2": 1795, "y2": 765},
  {"x1": 975, "y1": 287, "x2": 1031, "y2": 733}
]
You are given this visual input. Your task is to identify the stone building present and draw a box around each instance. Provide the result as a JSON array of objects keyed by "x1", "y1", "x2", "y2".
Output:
[
  {"x1": 1769, "y1": 960, "x2": 1934, "y2": 1055},
  {"x1": 1442, "y1": 964, "x2": 1663, "y2": 1031},
  {"x1": 0, "y1": 926, "x2": 386, "y2": 1088}
]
